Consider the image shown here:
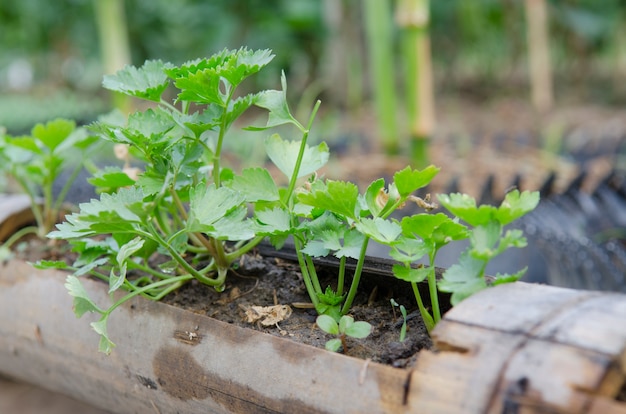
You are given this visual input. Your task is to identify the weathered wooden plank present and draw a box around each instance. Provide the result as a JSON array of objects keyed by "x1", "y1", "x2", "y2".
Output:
[
  {"x1": 0, "y1": 259, "x2": 410, "y2": 414},
  {"x1": 408, "y1": 282, "x2": 626, "y2": 414}
]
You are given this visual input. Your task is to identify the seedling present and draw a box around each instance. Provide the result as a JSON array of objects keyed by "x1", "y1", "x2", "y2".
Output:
[
  {"x1": 41, "y1": 48, "x2": 329, "y2": 353},
  {"x1": 0, "y1": 119, "x2": 96, "y2": 245},
  {"x1": 389, "y1": 189, "x2": 539, "y2": 332},
  {"x1": 390, "y1": 299, "x2": 407, "y2": 342},
  {"x1": 316, "y1": 314, "x2": 372, "y2": 353},
  {"x1": 27, "y1": 47, "x2": 540, "y2": 354},
  {"x1": 289, "y1": 164, "x2": 441, "y2": 319}
]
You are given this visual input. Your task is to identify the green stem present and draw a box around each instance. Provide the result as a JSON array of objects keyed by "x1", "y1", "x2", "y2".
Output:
[
  {"x1": 52, "y1": 159, "x2": 85, "y2": 222},
  {"x1": 148, "y1": 225, "x2": 222, "y2": 287},
  {"x1": 283, "y1": 100, "x2": 321, "y2": 207},
  {"x1": 2, "y1": 226, "x2": 39, "y2": 250},
  {"x1": 337, "y1": 256, "x2": 346, "y2": 296},
  {"x1": 427, "y1": 252, "x2": 441, "y2": 323},
  {"x1": 13, "y1": 175, "x2": 45, "y2": 235},
  {"x1": 340, "y1": 235, "x2": 371, "y2": 315},
  {"x1": 305, "y1": 254, "x2": 322, "y2": 293},
  {"x1": 105, "y1": 274, "x2": 193, "y2": 315},
  {"x1": 293, "y1": 236, "x2": 319, "y2": 307},
  {"x1": 212, "y1": 89, "x2": 235, "y2": 188},
  {"x1": 412, "y1": 281, "x2": 434, "y2": 332},
  {"x1": 225, "y1": 236, "x2": 264, "y2": 262},
  {"x1": 126, "y1": 260, "x2": 177, "y2": 280}
]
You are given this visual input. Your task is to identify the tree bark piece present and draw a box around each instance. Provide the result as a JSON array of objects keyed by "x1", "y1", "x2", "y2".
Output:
[{"x1": 408, "y1": 282, "x2": 626, "y2": 413}]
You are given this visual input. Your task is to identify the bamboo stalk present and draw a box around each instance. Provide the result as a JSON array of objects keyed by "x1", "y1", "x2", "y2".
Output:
[
  {"x1": 397, "y1": 0, "x2": 435, "y2": 167},
  {"x1": 525, "y1": 0, "x2": 553, "y2": 113},
  {"x1": 363, "y1": 0, "x2": 399, "y2": 154},
  {"x1": 93, "y1": 0, "x2": 132, "y2": 111}
]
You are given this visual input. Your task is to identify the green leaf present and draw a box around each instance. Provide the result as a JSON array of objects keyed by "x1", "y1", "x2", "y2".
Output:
[
  {"x1": 469, "y1": 221, "x2": 502, "y2": 261},
  {"x1": 247, "y1": 71, "x2": 301, "y2": 130},
  {"x1": 438, "y1": 193, "x2": 496, "y2": 226},
  {"x1": 109, "y1": 237, "x2": 145, "y2": 293},
  {"x1": 338, "y1": 315, "x2": 354, "y2": 334},
  {"x1": 439, "y1": 251, "x2": 487, "y2": 305},
  {"x1": 344, "y1": 319, "x2": 372, "y2": 339},
  {"x1": 301, "y1": 223, "x2": 364, "y2": 259},
  {"x1": 48, "y1": 187, "x2": 146, "y2": 239},
  {"x1": 265, "y1": 134, "x2": 329, "y2": 179},
  {"x1": 500, "y1": 229, "x2": 528, "y2": 249},
  {"x1": 208, "y1": 207, "x2": 255, "y2": 241},
  {"x1": 317, "y1": 286, "x2": 345, "y2": 306},
  {"x1": 393, "y1": 165, "x2": 440, "y2": 197},
  {"x1": 170, "y1": 109, "x2": 220, "y2": 138},
  {"x1": 126, "y1": 108, "x2": 176, "y2": 146},
  {"x1": 325, "y1": 338, "x2": 342, "y2": 352},
  {"x1": 32, "y1": 260, "x2": 69, "y2": 270},
  {"x1": 224, "y1": 94, "x2": 259, "y2": 129},
  {"x1": 297, "y1": 180, "x2": 359, "y2": 220},
  {"x1": 493, "y1": 267, "x2": 527, "y2": 285},
  {"x1": 74, "y1": 258, "x2": 109, "y2": 277},
  {"x1": 173, "y1": 68, "x2": 226, "y2": 106},
  {"x1": 400, "y1": 213, "x2": 468, "y2": 245},
  {"x1": 389, "y1": 236, "x2": 430, "y2": 264},
  {"x1": 227, "y1": 168, "x2": 279, "y2": 202},
  {"x1": 335, "y1": 228, "x2": 365, "y2": 259},
  {"x1": 392, "y1": 264, "x2": 431, "y2": 283},
  {"x1": 170, "y1": 48, "x2": 274, "y2": 105},
  {"x1": 65, "y1": 275, "x2": 104, "y2": 318},
  {"x1": 103, "y1": 60, "x2": 171, "y2": 101},
  {"x1": 316, "y1": 314, "x2": 339, "y2": 335},
  {"x1": 91, "y1": 317, "x2": 115, "y2": 354},
  {"x1": 315, "y1": 287, "x2": 345, "y2": 321},
  {"x1": 355, "y1": 217, "x2": 401, "y2": 244},
  {"x1": 301, "y1": 239, "x2": 331, "y2": 257},
  {"x1": 88, "y1": 167, "x2": 136, "y2": 189},
  {"x1": 31, "y1": 118, "x2": 76, "y2": 151},
  {"x1": 187, "y1": 184, "x2": 245, "y2": 232},
  {"x1": 363, "y1": 178, "x2": 388, "y2": 217},
  {"x1": 495, "y1": 190, "x2": 540, "y2": 226},
  {"x1": 253, "y1": 207, "x2": 292, "y2": 235}
]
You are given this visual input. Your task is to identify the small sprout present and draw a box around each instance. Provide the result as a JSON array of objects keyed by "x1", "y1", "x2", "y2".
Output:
[
  {"x1": 316, "y1": 315, "x2": 372, "y2": 353},
  {"x1": 390, "y1": 299, "x2": 407, "y2": 342}
]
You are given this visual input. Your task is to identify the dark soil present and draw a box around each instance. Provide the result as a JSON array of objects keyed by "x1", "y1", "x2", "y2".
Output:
[
  {"x1": 12, "y1": 236, "x2": 435, "y2": 368},
  {"x1": 161, "y1": 245, "x2": 435, "y2": 368}
]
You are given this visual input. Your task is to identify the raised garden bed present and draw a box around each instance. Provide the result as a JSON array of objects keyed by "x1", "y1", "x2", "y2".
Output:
[{"x1": 1, "y1": 254, "x2": 626, "y2": 413}]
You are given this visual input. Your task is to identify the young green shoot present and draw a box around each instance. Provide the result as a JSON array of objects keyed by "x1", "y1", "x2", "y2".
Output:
[
  {"x1": 390, "y1": 298, "x2": 408, "y2": 342},
  {"x1": 0, "y1": 119, "x2": 96, "y2": 239},
  {"x1": 30, "y1": 47, "x2": 541, "y2": 354},
  {"x1": 316, "y1": 314, "x2": 372, "y2": 353}
]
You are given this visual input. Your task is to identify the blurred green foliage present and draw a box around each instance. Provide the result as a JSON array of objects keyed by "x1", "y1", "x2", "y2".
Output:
[
  {"x1": 0, "y1": 0, "x2": 624, "y2": 132},
  {"x1": 2, "y1": 0, "x2": 623, "y2": 87}
]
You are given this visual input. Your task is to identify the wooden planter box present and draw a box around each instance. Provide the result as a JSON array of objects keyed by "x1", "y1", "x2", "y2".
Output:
[
  {"x1": 0, "y1": 194, "x2": 625, "y2": 413},
  {"x1": 1, "y1": 259, "x2": 626, "y2": 413}
]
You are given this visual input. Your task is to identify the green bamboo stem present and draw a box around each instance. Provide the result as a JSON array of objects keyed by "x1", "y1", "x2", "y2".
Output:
[
  {"x1": 524, "y1": 0, "x2": 553, "y2": 113},
  {"x1": 363, "y1": 0, "x2": 399, "y2": 154},
  {"x1": 93, "y1": 0, "x2": 132, "y2": 111},
  {"x1": 396, "y1": 0, "x2": 434, "y2": 168}
]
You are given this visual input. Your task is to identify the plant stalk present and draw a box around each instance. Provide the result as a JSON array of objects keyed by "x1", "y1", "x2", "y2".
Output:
[{"x1": 340, "y1": 235, "x2": 370, "y2": 315}]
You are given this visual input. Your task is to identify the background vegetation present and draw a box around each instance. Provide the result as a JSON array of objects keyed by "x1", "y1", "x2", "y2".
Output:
[{"x1": 1, "y1": 0, "x2": 625, "y2": 140}]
